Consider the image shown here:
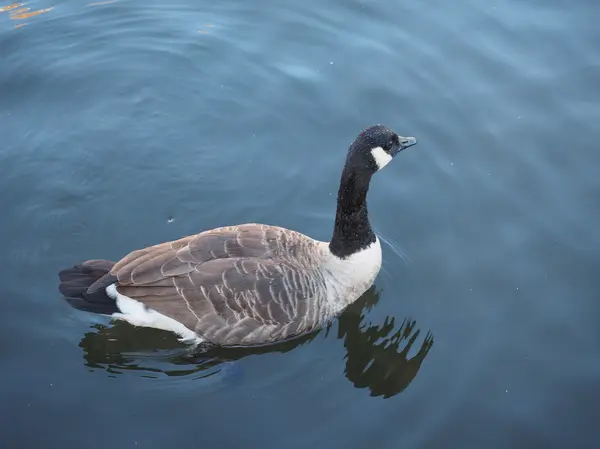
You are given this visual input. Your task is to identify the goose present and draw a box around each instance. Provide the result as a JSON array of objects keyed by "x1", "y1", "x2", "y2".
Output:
[{"x1": 58, "y1": 125, "x2": 417, "y2": 348}]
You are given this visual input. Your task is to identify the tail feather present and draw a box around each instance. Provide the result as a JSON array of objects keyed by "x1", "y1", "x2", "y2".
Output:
[{"x1": 58, "y1": 259, "x2": 119, "y2": 315}]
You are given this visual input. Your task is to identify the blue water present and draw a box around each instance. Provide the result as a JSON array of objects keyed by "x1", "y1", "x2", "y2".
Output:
[{"x1": 1, "y1": 0, "x2": 599, "y2": 448}]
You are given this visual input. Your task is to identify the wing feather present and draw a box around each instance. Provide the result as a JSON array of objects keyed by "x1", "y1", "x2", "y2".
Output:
[{"x1": 110, "y1": 224, "x2": 326, "y2": 345}]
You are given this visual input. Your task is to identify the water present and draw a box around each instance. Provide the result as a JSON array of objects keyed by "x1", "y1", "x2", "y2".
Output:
[{"x1": 1, "y1": 0, "x2": 599, "y2": 447}]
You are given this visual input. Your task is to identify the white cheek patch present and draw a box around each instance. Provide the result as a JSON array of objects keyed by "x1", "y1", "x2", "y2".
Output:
[{"x1": 370, "y1": 146, "x2": 393, "y2": 171}]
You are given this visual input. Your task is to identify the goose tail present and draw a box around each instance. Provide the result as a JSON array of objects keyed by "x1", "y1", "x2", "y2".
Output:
[{"x1": 58, "y1": 259, "x2": 119, "y2": 315}]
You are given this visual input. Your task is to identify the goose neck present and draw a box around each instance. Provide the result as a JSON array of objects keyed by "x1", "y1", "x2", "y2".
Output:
[{"x1": 329, "y1": 166, "x2": 375, "y2": 258}]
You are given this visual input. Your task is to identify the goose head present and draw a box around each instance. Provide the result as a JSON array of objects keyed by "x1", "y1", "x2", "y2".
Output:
[{"x1": 346, "y1": 124, "x2": 417, "y2": 173}]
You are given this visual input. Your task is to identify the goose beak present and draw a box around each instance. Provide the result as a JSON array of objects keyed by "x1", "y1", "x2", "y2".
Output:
[{"x1": 399, "y1": 136, "x2": 417, "y2": 150}]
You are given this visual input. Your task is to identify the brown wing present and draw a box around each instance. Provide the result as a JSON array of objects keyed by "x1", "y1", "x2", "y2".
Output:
[{"x1": 109, "y1": 224, "x2": 327, "y2": 346}]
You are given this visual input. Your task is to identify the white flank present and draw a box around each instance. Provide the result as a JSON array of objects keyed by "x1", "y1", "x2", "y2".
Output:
[
  {"x1": 106, "y1": 284, "x2": 203, "y2": 345},
  {"x1": 323, "y1": 237, "x2": 382, "y2": 311},
  {"x1": 370, "y1": 146, "x2": 393, "y2": 171}
]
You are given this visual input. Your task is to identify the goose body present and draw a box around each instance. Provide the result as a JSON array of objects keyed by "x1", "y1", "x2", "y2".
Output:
[{"x1": 58, "y1": 125, "x2": 417, "y2": 348}]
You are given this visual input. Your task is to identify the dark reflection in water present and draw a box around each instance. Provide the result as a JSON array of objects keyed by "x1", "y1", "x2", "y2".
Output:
[
  {"x1": 78, "y1": 287, "x2": 433, "y2": 398},
  {"x1": 337, "y1": 291, "x2": 434, "y2": 399}
]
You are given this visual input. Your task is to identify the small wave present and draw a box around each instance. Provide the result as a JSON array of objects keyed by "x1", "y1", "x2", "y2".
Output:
[{"x1": 378, "y1": 231, "x2": 412, "y2": 266}]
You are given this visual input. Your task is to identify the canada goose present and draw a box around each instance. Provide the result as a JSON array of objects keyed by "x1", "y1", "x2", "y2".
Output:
[{"x1": 58, "y1": 125, "x2": 417, "y2": 348}]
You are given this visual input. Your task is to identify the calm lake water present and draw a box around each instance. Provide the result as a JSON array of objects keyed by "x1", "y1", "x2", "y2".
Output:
[{"x1": 1, "y1": 0, "x2": 599, "y2": 448}]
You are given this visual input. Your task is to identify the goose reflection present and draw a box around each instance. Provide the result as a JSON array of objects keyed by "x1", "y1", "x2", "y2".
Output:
[
  {"x1": 78, "y1": 287, "x2": 433, "y2": 398},
  {"x1": 335, "y1": 289, "x2": 434, "y2": 398}
]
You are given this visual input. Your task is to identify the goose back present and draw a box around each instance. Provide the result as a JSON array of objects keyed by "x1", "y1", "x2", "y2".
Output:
[{"x1": 105, "y1": 224, "x2": 332, "y2": 346}]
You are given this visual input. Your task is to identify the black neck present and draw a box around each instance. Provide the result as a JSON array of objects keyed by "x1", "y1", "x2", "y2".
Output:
[{"x1": 329, "y1": 166, "x2": 376, "y2": 258}]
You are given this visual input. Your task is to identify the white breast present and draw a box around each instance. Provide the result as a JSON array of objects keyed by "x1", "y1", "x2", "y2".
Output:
[{"x1": 321, "y1": 238, "x2": 382, "y2": 311}]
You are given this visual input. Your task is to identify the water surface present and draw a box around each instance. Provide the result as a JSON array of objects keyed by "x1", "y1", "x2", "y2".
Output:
[{"x1": 1, "y1": 0, "x2": 599, "y2": 448}]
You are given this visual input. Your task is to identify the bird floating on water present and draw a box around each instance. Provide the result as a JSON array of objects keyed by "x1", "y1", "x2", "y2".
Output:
[{"x1": 58, "y1": 125, "x2": 418, "y2": 349}]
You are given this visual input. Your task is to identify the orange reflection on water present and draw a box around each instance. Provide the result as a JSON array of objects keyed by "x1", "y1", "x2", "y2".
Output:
[
  {"x1": 0, "y1": 3, "x2": 22, "y2": 12},
  {"x1": 10, "y1": 6, "x2": 52, "y2": 19}
]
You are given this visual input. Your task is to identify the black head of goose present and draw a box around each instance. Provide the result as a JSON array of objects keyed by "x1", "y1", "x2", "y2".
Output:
[{"x1": 58, "y1": 125, "x2": 417, "y2": 348}]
